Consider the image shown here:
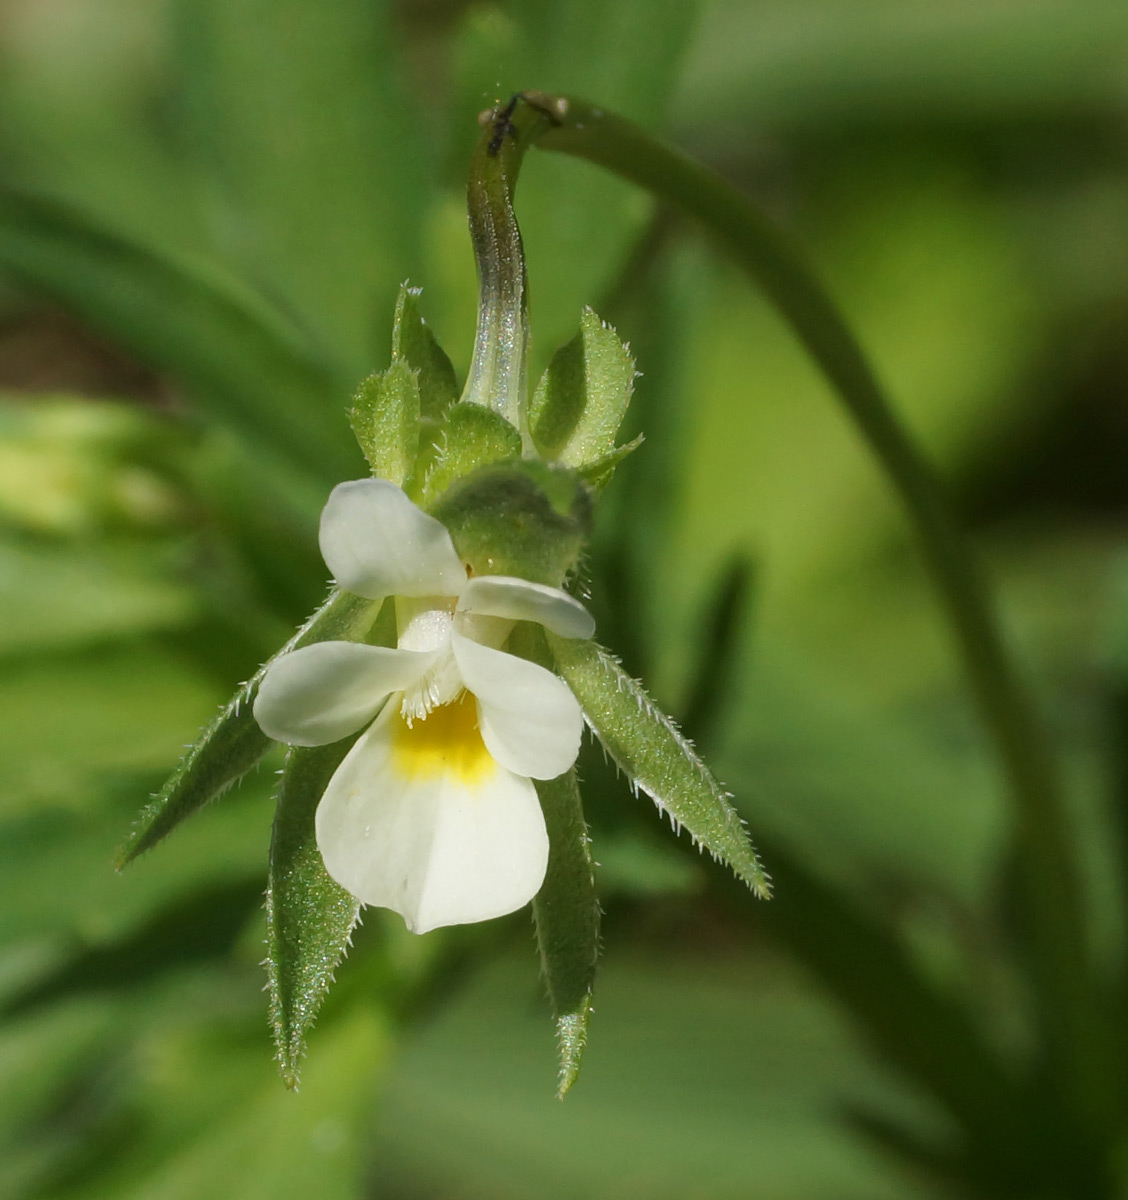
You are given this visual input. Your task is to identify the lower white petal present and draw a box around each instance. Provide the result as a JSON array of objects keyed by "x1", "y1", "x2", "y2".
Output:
[
  {"x1": 315, "y1": 699, "x2": 549, "y2": 934},
  {"x1": 458, "y1": 576, "x2": 595, "y2": 639},
  {"x1": 254, "y1": 641, "x2": 434, "y2": 747},
  {"x1": 452, "y1": 632, "x2": 583, "y2": 780}
]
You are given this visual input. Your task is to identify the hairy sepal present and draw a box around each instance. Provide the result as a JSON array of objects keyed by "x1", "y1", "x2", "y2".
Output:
[
  {"x1": 117, "y1": 590, "x2": 384, "y2": 867},
  {"x1": 546, "y1": 634, "x2": 770, "y2": 898},
  {"x1": 349, "y1": 359, "x2": 421, "y2": 485},
  {"x1": 533, "y1": 769, "x2": 600, "y2": 1098},
  {"x1": 430, "y1": 459, "x2": 592, "y2": 586},
  {"x1": 267, "y1": 737, "x2": 364, "y2": 1089},
  {"x1": 419, "y1": 402, "x2": 522, "y2": 508},
  {"x1": 529, "y1": 307, "x2": 635, "y2": 470}
]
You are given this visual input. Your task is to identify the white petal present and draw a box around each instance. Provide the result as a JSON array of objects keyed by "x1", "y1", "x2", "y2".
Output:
[
  {"x1": 452, "y1": 632, "x2": 583, "y2": 779},
  {"x1": 319, "y1": 479, "x2": 466, "y2": 600},
  {"x1": 315, "y1": 700, "x2": 549, "y2": 933},
  {"x1": 459, "y1": 576, "x2": 595, "y2": 639},
  {"x1": 254, "y1": 641, "x2": 433, "y2": 747}
]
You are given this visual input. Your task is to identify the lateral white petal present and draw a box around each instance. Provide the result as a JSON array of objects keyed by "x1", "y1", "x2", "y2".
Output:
[
  {"x1": 315, "y1": 705, "x2": 549, "y2": 934},
  {"x1": 319, "y1": 478, "x2": 466, "y2": 599},
  {"x1": 459, "y1": 575, "x2": 595, "y2": 639},
  {"x1": 253, "y1": 641, "x2": 433, "y2": 747},
  {"x1": 452, "y1": 632, "x2": 583, "y2": 779}
]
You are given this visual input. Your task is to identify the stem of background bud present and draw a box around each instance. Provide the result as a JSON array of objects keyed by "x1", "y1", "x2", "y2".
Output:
[
  {"x1": 461, "y1": 98, "x2": 553, "y2": 449},
  {"x1": 473, "y1": 90, "x2": 1101, "y2": 1118}
]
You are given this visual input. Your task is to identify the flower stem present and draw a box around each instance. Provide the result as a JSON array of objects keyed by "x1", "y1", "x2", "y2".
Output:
[
  {"x1": 491, "y1": 91, "x2": 1098, "y2": 1109},
  {"x1": 461, "y1": 97, "x2": 554, "y2": 446}
]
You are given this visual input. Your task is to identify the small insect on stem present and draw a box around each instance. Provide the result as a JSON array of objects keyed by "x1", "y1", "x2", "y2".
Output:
[
  {"x1": 487, "y1": 94, "x2": 520, "y2": 157},
  {"x1": 484, "y1": 91, "x2": 568, "y2": 158}
]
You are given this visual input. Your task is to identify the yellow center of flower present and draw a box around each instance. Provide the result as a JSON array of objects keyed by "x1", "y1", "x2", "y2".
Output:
[{"x1": 391, "y1": 692, "x2": 496, "y2": 784}]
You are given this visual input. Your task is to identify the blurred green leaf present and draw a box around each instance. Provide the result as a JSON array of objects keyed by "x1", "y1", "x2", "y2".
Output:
[
  {"x1": 370, "y1": 949, "x2": 930, "y2": 1200},
  {"x1": 171, "y1": 0, "x2": 427, "y2": 367},
  {"x1": 0, "y1": 539, "x2": 197, "y2": 658},
  {"x1": 677, "y1": 0, "x2": 1128, "y2": 144},
  {"x1": 0, "y1": 189, "x2": 359, "y2": 484},
  {"x1": 0, "y1": 646, "x2": 219, "y2": 820},
  {"x1": 1, "y1": 877, "x2": 263, "y2": 1020}
]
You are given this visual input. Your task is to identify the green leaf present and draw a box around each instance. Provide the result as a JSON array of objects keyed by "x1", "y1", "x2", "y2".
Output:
[
  {"x1": 419, "y1": 402, "x2": 522, "y2": 508},
  {"x1": 532, "y1": 769, "x2": 600, "y2": 1099},
  {"x1": 349, "y1": 360, "x2": 421, "y2": 486},
  {"x1": 546, "y1": 634, "x2": 770, "y2": 898},
  {"x1": 529, "y1": 307, "x2": 636, "y2": 467},
  {"x1": 267, "y1": 739, "x2": 363, "y2": 1089},
  {"x1": 0, "y1": 189, "x2": 358, "y2": 484},
  {"x1": 391, "y1": 286, "x2": 459, "y2": 420},
  {"x1": 117, "y1": 590, "x2": 383, "y2": 867}
]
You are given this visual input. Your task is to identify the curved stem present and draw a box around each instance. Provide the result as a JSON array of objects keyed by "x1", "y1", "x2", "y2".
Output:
[
  {"x1": 495, "y1": 91, "x2": 1095, "y2": 1103},
  {"x1": 461, "y1": 98, "x2": 552, "y2": 447}
]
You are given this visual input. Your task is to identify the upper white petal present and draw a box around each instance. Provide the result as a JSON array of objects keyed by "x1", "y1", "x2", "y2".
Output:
[
  {"x1": 458, "y1": 576, "x2": 595, "y2": 640},
  {"x1": 315, "y1": 704, "x2": 549, "y2": 933},
  {"x1": 319, "y1": 479, "x2": 466, "y2": 600},
  {"x1": 452, "y1": 632, "x2": 583, "y2": 779},
  {"x1": 254, "y1": 640, "x2": 434, "y2": 746}
]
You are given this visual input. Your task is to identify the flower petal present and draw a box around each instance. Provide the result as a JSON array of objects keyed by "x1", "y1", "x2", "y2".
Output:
[
  {"x1": 315, "y1": 701, "x2": 549, "y2": 933},
  {"x1": 319, "y1": 479, "x2": 466, "y2": 600},
  {"x1": 254, "y1": 641, "x2": 433, "y2": 747},
  {"x1": 452, "y1": 632, "x2": 583, "y2": 779},
  {"x1": 459, "y1": 576, "x2": 595, "y2": 639}
]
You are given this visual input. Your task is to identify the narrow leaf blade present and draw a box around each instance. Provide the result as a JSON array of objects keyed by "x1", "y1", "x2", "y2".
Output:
[
  {"x1": 533, "y1": 769, "x2": 600, "y2": 1098},
  {"x1": 547, "y1": 634, "x2": 770, "y2": 898},
  {"x1": 268, "y1": 739, "x2": 363, "y2": 1089},
  {"x1": 117, "y1": 590, "x2": 381, "y2": 866}
]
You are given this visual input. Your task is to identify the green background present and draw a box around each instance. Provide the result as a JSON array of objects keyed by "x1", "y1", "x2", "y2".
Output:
[{"x1": 1, "y1": 1, "x2": 1127, "y2": 1196}]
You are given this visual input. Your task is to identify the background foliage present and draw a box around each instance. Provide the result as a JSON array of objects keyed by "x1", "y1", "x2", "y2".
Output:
[{"x1": 2, "y1": 0, "x2": 1127, "y2": 1196}]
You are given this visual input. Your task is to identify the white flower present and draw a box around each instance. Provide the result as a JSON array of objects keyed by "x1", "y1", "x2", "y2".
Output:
[{"x1": 253, "y1": 478, "x2": 595, "y2": 935}]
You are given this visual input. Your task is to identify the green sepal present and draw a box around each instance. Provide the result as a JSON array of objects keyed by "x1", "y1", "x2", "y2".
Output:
[
  {"x1": 546, "y1": 634, "x2": 770, "y2": 899},
  {"x1": 510, "y1": 624, "x2": 601, "y2": 1098},
  {"x1": 348, "y1": 360, "x2": 421, "y2": 486},
  {"x1": 116, "y1": 589, "x2": 382, "y2": 868},
  {"x1": 430, "y1": 459, "x2": 592, "y2": 585},
  {"x1": 390, "y1": 284, "x2": 458, "y2": 421},
  {"x1": 419, "y1": 402, "x2": 522, "y2": 508},
  {"x1": 576, "y1": 433, "x2": 644, "y2": 490},
  {"x1": 267, "y1": 737, "x2": 364, "y2": 1090},
  {"x1": 529, "y1": 307, "x2": 635, "y2": 469},
  {"x1": 533, "y1": 770, "x2": 600, "y2": 1099}
]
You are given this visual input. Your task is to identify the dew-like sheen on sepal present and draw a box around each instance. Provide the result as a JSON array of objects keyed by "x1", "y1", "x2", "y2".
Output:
[{"x1": 429, "y1": 459, "x2": 592, "y2": 585}]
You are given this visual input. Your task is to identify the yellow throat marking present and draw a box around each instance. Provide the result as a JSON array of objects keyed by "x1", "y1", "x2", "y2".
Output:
[{"x1": 391, "y1": 692, "x2": 496, "y2": 785}]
